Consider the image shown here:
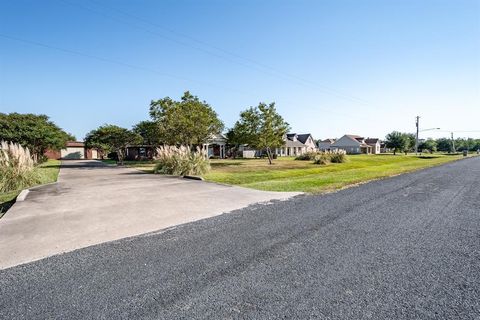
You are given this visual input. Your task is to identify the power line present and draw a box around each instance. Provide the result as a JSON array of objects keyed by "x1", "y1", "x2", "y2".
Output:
[
  {"x1": 61, "y1": 0, "x2": 380, "y2": 109},
  {"x1": 0, "y1": 33, "x2": 247, "y2": 95}
]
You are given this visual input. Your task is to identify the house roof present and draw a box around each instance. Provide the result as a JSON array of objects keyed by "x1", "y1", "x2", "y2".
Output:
[
  {"x1": 296, "y1": 134, "x2": 313, "y2": 144},
  {"x1": 66, "y1": 141, "x2": 85, "y2": 147},
  {"x1": 320, "y1": 138, "x2": 335, "y2": 143},
  {"x1": 346, "y1": 134, "x2": 362, "y2": 139},
  {"x1": 285, "y1": 140, "x2": 307, "y2": 148},
  {"x1": 365, "y1": 138, "x2": 380, "y2": 144}
]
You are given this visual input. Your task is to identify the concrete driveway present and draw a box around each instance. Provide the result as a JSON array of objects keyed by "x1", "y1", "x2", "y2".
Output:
[{"x1": 0, "y1": 160, "x2": 300, "y2": 269}]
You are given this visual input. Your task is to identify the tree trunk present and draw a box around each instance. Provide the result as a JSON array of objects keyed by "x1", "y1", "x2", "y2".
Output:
[
  {"x1": 117, "y1": 149, "x2": 124, "y2": 166},
  {"x1": 266, "y1": 147, "x2": 273, "y2": 165}
]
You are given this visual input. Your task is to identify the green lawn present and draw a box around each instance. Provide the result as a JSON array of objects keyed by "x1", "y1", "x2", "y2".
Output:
[
  {"x1": 203, "y1": 154, "x2": 471, "y2": 193},
  {"x1": 0, "y1": 159, "x2": 61, "y2": 215}
]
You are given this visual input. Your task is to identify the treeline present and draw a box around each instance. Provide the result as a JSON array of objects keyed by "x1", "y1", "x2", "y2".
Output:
[
  {"x1": 0, "y1": 113, "x2": 74, "y2": 162},
  {"x1": 385, "y1": 131, "x2": 480, "y2": 154}
]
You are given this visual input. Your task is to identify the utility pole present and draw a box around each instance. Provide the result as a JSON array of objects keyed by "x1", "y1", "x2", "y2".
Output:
[
  {"x1": 451, "y1": 132, "x2": 456, "y2": 153},
  {"x1": 415, "y1": 116, "x2": 420, "y2": 155}
]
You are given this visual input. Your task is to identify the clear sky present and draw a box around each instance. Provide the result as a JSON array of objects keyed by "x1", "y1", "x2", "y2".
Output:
[{"x1": 1, "y1": 0, "x2": 479, "y2": 141}]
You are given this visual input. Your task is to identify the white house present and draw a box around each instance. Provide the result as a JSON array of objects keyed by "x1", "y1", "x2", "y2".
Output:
[
  {"x1": 275, "y1": 133, "x2": 317, "y2": 157},
  {"x1": 365, "y1": 138, "x2": 381, "y2": 154},
  {"x1": 331, "y1": 135, "x2": 373, "y2": 154},
  {"x1": 204, "y1": 133, "x2": 227, "y2": 158}
]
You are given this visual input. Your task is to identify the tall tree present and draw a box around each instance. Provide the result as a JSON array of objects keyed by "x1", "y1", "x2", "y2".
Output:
[
  {"x1": 385, "y1": 131, "x2": 408, "y2": 155},
  {"x1": 132, "y1": 120, "x2": 163, "y2": 146},
  {"x1": 231, "y1": 102, "x2": 289, "y2": 164},
  {"x1": 0, "y1": 112, "x2": 74, "y2": 160},
  {"x1": 85, "y1": 125, "x2": 142, "y2": 165},
  {"x1": 419, "y1": 138, "x2": 437, "y2": 153},
  {"x1": 436, "y1": 138, "x2": 453, "y2": 152},
  {"x1": 149, "y1": 91, "x2": 224, "y2": 146},
  {"x1": 404, "y1": 133, "x2": 416, "y2": 155}
]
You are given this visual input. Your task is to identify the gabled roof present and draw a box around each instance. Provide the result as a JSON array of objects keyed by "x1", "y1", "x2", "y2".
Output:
[
  {"x1": 286, "y1": 133, "x2": 297, "y2": 140},
  {"x1": 320, "y1": 138, "x2": 335, "y2": 143},
  {"x1": 296, "y1": 134, "x2": 313, "y2": 144},
  {"x1": 365, "y1": 138, "x2": 380, "y2": 144},
  {"x1": 285, "y1": 140, "x2": 307, "y2": 147}
]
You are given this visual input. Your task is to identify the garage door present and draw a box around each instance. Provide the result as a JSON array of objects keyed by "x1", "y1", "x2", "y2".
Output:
[{"x1": 61, "y1": 147, "x2": 85, "y2": 159}]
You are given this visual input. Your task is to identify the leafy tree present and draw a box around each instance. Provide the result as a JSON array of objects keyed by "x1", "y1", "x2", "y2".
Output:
[
  {"x1": 0, "y1": 112, "x2": 74, "y2": 161},
  {"x1": 436, "y1": 138, "x2": 453, "y2": 152},
  {"x1": 149, "y1": 91, "x2": 224, "y2": 146},
  {"x1": 225, "y1": 128, "x2": 243, "y2": 159},
  {"x1": 230, "y1": 102, "x2": 289, "y2": 164},
  {"x1": 419, "y1": 138, "x2": 437, "y2": 153},
  {"x1": 404, "y1": 133, "x2": 416, "y2": 155},
  {"x1": 385, "y1": 131, "x2": 408, "y2": 155},
  {"x1": 85, "y1": 125, "x2": 142, "y2": 165},
  {"x1": 132, "y1": 120, "x2": 163, "y2": 146}
]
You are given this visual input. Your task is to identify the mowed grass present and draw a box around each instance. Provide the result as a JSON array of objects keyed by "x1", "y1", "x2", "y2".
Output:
[
  {"x1": 0, "y1": 159, "x2": 61, "y2": 214},
  {"x1": 203, "y1": 154, "x2": 469, "y2": 193}
]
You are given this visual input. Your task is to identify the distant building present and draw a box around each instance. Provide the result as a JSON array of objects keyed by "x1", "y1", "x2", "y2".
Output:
[
  {"x1": 331, "y1": 135, "x2": 375, "y2": 154},
  {"x1": 318, "y1": 138, "x2": 336, "y2": 151},
  {"x1": 204, "y1": 133, "x2": 227, "y2": 158},
  {"x1": 365, "y1": 138, "x2": 381, "y2": 154},
  {"x1": 45, "y1": 141, "x2": 101, "y2": 160},
  {"x1": 275, "y1": 133, "x2": 317, "y2": 157}
]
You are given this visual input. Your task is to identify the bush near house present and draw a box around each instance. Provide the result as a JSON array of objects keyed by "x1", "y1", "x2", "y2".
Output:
[
  {"x1": 296, "y1": 150, "x2": 348, "y2": 164},
  {"x1": 154, "y1": 145, "x2": 210, "y2": 176}
]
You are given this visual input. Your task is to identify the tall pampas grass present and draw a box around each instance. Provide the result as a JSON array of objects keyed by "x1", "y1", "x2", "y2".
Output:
[
  {"x1": 154, "y1": 145, "x2": 210, "y2": 176},
  {"x1": 0, "y1": 141, "x2": 39, "y2": 192}
]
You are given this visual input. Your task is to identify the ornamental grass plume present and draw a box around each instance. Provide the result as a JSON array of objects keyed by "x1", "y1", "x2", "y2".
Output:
[
  {"x1": 154, "y1": 145, "x2": 210, "y2": 176},
  {"x1": 0, "y1": 141, "x2": 38, "y2": 192}
]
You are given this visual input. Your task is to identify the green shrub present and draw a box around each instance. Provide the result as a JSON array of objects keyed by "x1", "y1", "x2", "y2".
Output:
[
  {"x1": 0, "y1": 141, "x2": 39, "y2": 192},
  {"x1": 154, "y1": 145, "x2": 210, "y2": 176}
]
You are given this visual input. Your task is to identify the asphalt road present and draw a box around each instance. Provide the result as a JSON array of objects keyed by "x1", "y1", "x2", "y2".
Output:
[{"x1": 1, "y1": 157, "x2": 479, "y2": 319}]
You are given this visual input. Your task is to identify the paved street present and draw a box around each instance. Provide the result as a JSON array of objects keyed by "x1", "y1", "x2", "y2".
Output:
[
  {"x1": 1, "y1": 157, "x2": 479, "y2": 319},
  {"x1": 0, "y1": 160, "x2": 299, "y2": 269}
]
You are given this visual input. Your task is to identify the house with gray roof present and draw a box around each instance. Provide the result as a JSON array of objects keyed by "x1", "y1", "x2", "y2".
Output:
[
  {"x1": 330, "y1": 134, "x2": 374, "y2": 154},
  {"x1": 275, "y1": 133, "x2": 317, "y2": 157},
  {"x1": 318, "y1": 138, "x2": 336, "y2": 151}
]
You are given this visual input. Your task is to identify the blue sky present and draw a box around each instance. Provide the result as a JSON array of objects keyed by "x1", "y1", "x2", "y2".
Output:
[{"x1": 1, "y1": 0, "x2": 479, "y2": 140}]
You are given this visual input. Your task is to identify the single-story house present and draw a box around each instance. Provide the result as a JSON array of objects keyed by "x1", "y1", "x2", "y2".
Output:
[
  {"x1": 365, "y1": 138, "x2": 381, "y2": 154},
  {"x1": 45, "y1": 141, "x2": 100, "y2": 160},
  {"x1": 331, "y1": 135, "x2": 373, "y2": 154},
  {"x1": 203, "y1": 133, "x2": 227, "y2": 158},
  {"x1": 275, "y1": 133, "x2": 317, "y2": 157},
  {"x1": 125, "y1": 145, "x2": 156, "y2": 160},
  {"x1": 318, "y1": 138, "x2": 336, "y2": 151}
]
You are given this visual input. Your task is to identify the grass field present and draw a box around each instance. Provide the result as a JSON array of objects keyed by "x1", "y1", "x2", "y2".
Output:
[
  {"x1": 116, "y1": 153, "x2": 472, "y2": 193},
  {"x1": 203, "y1": 154, "x2": 470, "y2": 193},
  {"x1": 0, "y1": 159, "x2": 61, "y2": 215}
]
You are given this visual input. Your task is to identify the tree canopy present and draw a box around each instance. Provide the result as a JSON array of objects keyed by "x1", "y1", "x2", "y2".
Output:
[
  {"x1": 385, "y1": 131, "x2": 408, "y2": 155},
  {"x1": 132, "y1": 120, "x2": 163, "y2": 146},
  {"x1": 230, "y1": 102, "x2": 289, "y2": 164},
  {"x1": 0, "y1": 112, "x2": 74, "y2": 160},
  {"x1": 85, "y1": 124, "x2": 142, "y2": 165},
  {"x1": 149, "y1": 91, "x2": 224, "y2": 146},
  {"x1": 419, "y1": 138, "x2": 437, "y2": 153}
]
